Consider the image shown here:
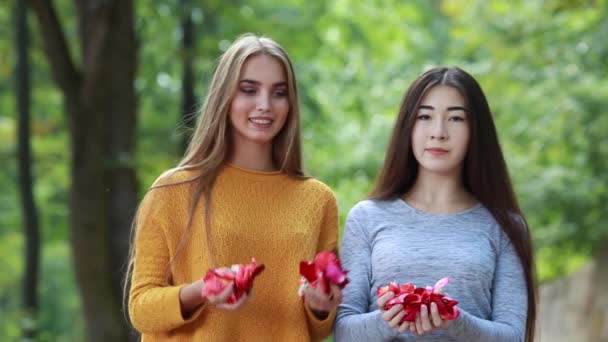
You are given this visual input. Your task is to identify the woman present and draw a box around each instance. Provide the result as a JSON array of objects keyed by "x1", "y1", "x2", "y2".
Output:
[
  {"x1": 335, "y1": 66, "x2": 536, "y2": 341},
  {"x1": 126, "y1": 33, "x2": 342, "y2": 341}
]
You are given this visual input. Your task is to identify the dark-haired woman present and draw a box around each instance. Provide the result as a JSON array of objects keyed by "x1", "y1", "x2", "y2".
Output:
[{"x1": 334, "y1": 66, "x2": 536, "y2": 342}]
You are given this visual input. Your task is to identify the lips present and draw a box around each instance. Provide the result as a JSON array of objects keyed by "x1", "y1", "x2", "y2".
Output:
[{"x1": 426, "y1": 147, "x2": 448, "y2": 155}]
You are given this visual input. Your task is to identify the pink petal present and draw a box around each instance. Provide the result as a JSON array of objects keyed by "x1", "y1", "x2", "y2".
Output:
[
  {"x1": 300, "y1": 251, "x2": 349, "y2": 293},
  {"x1": 433, "y1": 277, "x2": 450, "y2": 292}
]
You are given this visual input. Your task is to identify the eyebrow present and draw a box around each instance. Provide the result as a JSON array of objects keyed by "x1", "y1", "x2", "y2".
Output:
[
  {"x1": 239, "y1": 79, "x2": 288, "y2": 87},
  {"x1": 418, "y1": 105, "x2": 467, "y2": 111}
]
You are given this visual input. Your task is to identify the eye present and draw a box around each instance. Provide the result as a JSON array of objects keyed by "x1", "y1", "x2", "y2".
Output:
[
  {"x1": 273, "y1": 88, "x2": 288, "y2": 97},
  {"x1": 417, "y1": 114, "x2": 431, "y2": 120},
  {"x1": 449, "y1": 116, "x2": 465, "y2": 122},
  {"x1": 239, "y1": 87, "x2": 257, "y2": 95}
]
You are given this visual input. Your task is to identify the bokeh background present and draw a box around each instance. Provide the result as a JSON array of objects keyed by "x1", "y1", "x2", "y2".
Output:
[{"x1": 1, "y1": 0, "x2": 607, "y2": 341}]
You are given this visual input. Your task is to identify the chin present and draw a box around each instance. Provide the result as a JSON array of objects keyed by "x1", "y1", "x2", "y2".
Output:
[
  {"x1": 420, "y1": 163, "x2": 462, "y2": 176},
  {"x1": 245, "y1": 134, "x2": 276, "y2": 145}
]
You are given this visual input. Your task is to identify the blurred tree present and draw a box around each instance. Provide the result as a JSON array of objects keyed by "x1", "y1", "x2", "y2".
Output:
[
  {"x1": 439, "y1": 0, "x2": 608, "y2": 279},
  {"x1": 179, "y1": 0, "x2": 196, "y2": 153},
  {"x1": 14, "y1": 0, "x2": 40, "y2": 339},
  {"x1": 1, "y1": 0, "x2": 606, "y2": 339},
  {"x1": 27, "y1": 0, "x2": 137, "y2": 340}
]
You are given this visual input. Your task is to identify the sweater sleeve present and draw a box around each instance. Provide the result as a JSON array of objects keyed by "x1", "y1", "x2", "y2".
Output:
[
  {"x1": 334, "y1": 207, "x2": 401, "y2": 342},
  {"x1": 304, "y1": 191, "x2": 340, "y2": 341},
  {"x1": 128, "y1": 186, "x2": 207, "y2": 333},
  {"x1": 446, "y1": 233, "x2": 528, "y2": 342}
]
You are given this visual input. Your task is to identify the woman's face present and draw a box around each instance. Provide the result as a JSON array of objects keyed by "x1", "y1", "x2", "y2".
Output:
[
  {"x1": 229, "y1": 54, "x2": 290, "y2": 150},
  {"x1": 411, "y1": 85, "x2": 470, "y2": 177}
]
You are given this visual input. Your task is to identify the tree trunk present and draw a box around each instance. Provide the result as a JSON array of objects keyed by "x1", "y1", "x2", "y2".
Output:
[
  {"x1": 180, "y1": 0, "x2": 196, "y2": 153},
  {"x1": 15, "y1": 1, "x2": 40, "y2": 339},
  {"x1": 537, "y1": 245, "x2": 608, "y2": 341},
  {"x1": 589, "y1": 245, "x2": 608, "y2": 341},
  {"x1": 28, "y1": 1, "x2": 138, "y2": 340}
]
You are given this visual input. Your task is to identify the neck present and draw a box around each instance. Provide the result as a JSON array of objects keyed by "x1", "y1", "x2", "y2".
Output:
[
  {"x1": 228, "y1": 142, "x2": 276, "y2": 172},
  {"x1": 404, "y1": 168, "x2": 476, "y2": 213}
]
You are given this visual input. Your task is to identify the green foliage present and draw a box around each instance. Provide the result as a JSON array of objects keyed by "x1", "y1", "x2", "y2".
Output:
[{"x1": 1, "y1": 0, "x2": 607, "y2": 338}]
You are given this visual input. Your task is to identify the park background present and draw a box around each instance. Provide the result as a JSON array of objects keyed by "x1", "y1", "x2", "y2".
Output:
[{"x1": 1, "y1": 0, "x2": 607, "y2": 341}]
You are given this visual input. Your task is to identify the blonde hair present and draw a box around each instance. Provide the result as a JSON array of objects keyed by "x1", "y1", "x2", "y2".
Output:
[{"x1": 124, "y1": 33, "x2": 306, "y2": 315}]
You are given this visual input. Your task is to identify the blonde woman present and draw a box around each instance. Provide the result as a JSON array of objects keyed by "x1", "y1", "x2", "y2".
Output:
[{"x1": 126, "y1": 33, "x2": 341, "y2": 341}]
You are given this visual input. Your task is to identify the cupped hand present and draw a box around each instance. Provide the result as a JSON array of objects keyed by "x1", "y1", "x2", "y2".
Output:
[
  {"x1": 408, "y1": 302, "x2": 450, "y2": 335},
  {"x1": 202, "y1": 277, "x2": 250, "y2": 310},
  {"x1": 378, "y1": 291, "x2": 412, "y2": 332},
  {"x1": 302, "y1": 282, "x2": 342, "y2": 316}
]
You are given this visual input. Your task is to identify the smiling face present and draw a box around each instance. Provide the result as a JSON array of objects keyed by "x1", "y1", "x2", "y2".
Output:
[
  {"x1": 411, "y1": 85, "x2": 470, "y2": 177},
  {"x1": 228, "y1": 54, "x2": 290, "y2": 150}
]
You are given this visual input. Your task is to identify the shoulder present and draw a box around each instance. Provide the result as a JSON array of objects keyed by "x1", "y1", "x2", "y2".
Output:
[
  {"x1": 467, "y1": 205, "x2": 501, "y2": 226},
  {"x1": 152, "y1": 167, "x2": 202, "y2": 187},
  {"x1": 142, "y1": 168, "x2": 201, "y2": 205},
  {"x1": 294, "y1": 177, "x2": 337, "y2": 201},
  {"x1": 347, "y1": 198, "x2": 397, "y2": 220},
  {"x1": 471, "y1": 206, "x2": 528, "y2": 250}
]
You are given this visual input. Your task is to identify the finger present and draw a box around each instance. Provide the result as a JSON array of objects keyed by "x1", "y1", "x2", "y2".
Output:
[
  {"x1": 415, "y1": 312, "x2": 423, "y2": 335},
  {"x1": 330, "y1": 284, "x2": 343, "y2": 304},
  {"x1": 218, "y1": 283, "x2": 235, "y2": 301},
  {"x1": 235, "y1": 292, "x2": 250, "y2": 306},
  {"x1": 304, "y1": 289, "x2": 318, "y2": 310},
  {"x1": 382, "y1": 304, "x2": 403, "y2": 322},
  {"x1": 430, "y1": 302, "x2": 444, "y2": 328},
  {"x1": 217, "y1": 293, "x2": 248, "y2": 310},
  {"x1": 420, "y1": 304, "x2": 432, "y2": 332},
  {"x1": 398, "y1": 321, "x2": 410, "y2": 333},
  {"x1": 207, "y1": 283, "x2": 234, "y2": 304},
  {"x1": 305, "y1": 286, "x2": 328, "y2": 311},
  {"x1": 377, "y1": 291, "x2": 395, "y2": 309},
  {"x1": 388, "y1": 310, "x2": 406, "y2": 328}
]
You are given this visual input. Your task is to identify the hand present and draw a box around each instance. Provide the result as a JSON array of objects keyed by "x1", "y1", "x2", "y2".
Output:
[
  {"x1": 377, "y1": 291, "x2": 412, "y2": 333},
  {"x1": 202, "y1": 281, "x2": 248, "y2": 310},
  {"x1": 302, "y1": 282, "x2": 342, "y2": 317},
  {"x1": 409, "y1": 288, "x2": 451, "y2": 334},
  {"x1": 408, "y1": 302, "x2": 450, "y2": 335}
]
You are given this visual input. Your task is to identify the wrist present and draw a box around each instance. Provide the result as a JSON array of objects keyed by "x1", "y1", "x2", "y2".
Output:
[{"x1": 181, "y1": 280, "x2": 206, "y2": 305}]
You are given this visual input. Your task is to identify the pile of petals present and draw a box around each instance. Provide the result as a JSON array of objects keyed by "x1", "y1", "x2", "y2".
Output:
[
  {"x1": 201, "y1": 258, "x2": 265, "y2": 304},
  {"x1": 299, "y1": 251, "x2": 349, "y2": 296},
  {"x1": 377, "y1": 277, "x2": 459, "y2": 322}
]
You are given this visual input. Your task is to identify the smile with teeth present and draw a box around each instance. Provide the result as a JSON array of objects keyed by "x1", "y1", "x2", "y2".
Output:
[{"x1": 249, "y1": 117, "x2": 273, "y2": 125}]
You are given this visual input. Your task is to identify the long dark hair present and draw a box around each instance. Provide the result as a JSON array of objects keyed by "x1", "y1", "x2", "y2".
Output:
[{"x1": 370, "y1": 66, "x2": 537, "y2": 341}]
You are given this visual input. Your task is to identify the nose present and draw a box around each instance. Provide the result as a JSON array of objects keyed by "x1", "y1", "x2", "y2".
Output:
[
  {"x1": 256, "y1": 91, "x2": 271, "y2": 112},
  {"x1": 430, "y1": 119, "x2": 448, "y2": 140}
]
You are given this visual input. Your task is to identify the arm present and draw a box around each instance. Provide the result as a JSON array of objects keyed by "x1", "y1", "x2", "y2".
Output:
[
  {"x1": 334, "y1": 208, "x2": 401, "y2": 342},
  {"x1": 305, "y1": 192, "x2": 340, "y2": 341},
  {"x1": 447, "y1": 234, "x2": 528, "y2": 342},
  {"x1": 128, "y1": 187, "x2": 207, "y2": 333}
]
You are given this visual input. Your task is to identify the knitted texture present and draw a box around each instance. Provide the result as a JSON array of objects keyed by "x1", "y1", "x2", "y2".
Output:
[{"x1": 129, "y1": 163, "x2": 338, "y2": 341}]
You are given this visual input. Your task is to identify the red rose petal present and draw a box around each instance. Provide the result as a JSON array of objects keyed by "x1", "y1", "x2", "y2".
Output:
[
  {"x1": 201, "y1": 258, "x2": 265, "y2": 303},
  {"x1": 299, "y1": 251, "x2": 349, "y2": 295},
  {"x1": 378, "y1": 278, "x2": 459, "y2": 323}
]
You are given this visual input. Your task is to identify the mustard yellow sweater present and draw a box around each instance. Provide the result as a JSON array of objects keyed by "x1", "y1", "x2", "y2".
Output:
[{"x1": 129, "y1": 164, "x2": 339, "y2": 341}]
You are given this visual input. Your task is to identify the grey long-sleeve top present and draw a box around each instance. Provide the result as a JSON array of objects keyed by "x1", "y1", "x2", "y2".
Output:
[{"x1": 334, "y1": 199, "x2": 527, "y2": 342}]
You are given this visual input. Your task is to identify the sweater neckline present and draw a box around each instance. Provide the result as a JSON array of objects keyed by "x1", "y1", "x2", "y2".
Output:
[
  {"x1": 222, "y1": 162, "x2": 287, "y2": 181},
  {"x1": 397, "y1": 198, "x2": 482, "y2": 217}
]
